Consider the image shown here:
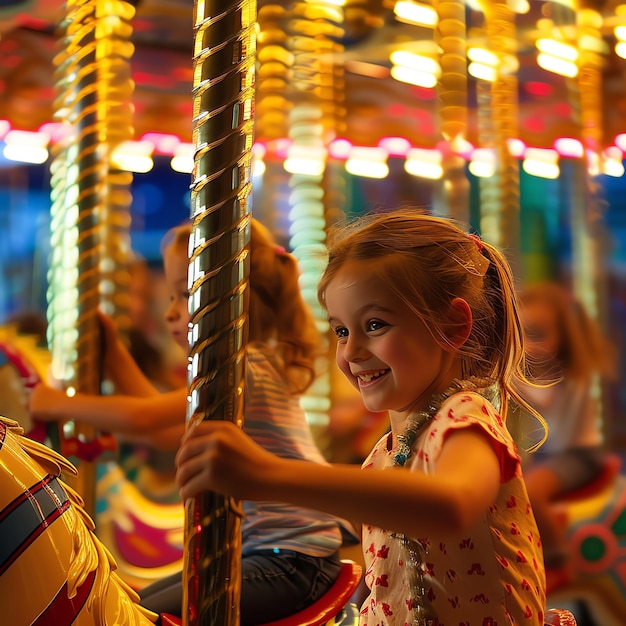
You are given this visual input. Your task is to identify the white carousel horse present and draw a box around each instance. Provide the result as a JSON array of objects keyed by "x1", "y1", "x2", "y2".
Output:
[{"x1": 0, "y1": 416, "x2": 158, "y2": 625}]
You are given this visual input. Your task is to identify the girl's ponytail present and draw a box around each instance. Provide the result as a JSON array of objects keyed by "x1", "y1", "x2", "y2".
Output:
[
  {"x1": 479, "y1": 241, "x2": 547, "y2": 449},
  {"x1": 248, "y1": 220, "x2": 321, "y2": 394}
]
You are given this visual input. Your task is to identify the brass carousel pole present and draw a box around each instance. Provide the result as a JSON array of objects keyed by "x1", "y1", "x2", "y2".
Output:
[
  {"x1": 182, "y1": 0, "x2": 256, "y2": 623},
  {"x1": 48, "y1": 0, "x2": 135, "y2": 517},
  {"x1": 570, "y1": 4, "x2": 608, "y2": 320},
  {"x1": 433, "y1": 0, "x2": 469, "y2": 223},
  {"x1": 284, "y1": 1, "x2": 344, "y2": 429},
  {"x1": 476, "y1": 0, "x2": 520, "y2": 273},
  {"x1": 100, "y1": 168, "x2": 134, "y2": 331},
  {"x1": 256, "y1": 4, "x2": 292, "y2": 145},
  {"x1": 563, "y1": 2, "x2": 611, "y2": 430}
]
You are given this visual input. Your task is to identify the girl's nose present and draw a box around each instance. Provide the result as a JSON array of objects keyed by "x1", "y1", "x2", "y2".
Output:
[
  {"x1": 165, "y1": 301, "x2": 179, "y2": 322},
  {"x1": 343, "y1": 335, "x2": 366, "y2": 362}
]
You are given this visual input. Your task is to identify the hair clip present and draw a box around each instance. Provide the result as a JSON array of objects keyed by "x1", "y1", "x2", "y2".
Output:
[{"x1": 469, "y1": 233, "x2": 483, "y2": 253}]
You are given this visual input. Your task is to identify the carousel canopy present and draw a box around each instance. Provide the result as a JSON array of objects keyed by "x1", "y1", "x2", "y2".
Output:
[{"x1": 0, "y1": 0, "x2": 624, "y2": 157}]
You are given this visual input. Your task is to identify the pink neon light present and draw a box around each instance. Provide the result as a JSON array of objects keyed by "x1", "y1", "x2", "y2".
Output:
[
  {"x1": 554, "y1": 137, "x2": 584, "y2": 158},
  {"x1": 378, "y1": 137, "x2": 411, "y2": 156},
  {"x1": 141, "y1": 132, "x2": 181, "y2": 155},
  {"x1": 329, "y1": 139, "x2": 352, "y2": 160}
]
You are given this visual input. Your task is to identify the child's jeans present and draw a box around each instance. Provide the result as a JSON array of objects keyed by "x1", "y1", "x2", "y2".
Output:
[{"x1": 140, "y1": 549, "x2": 343, "y2": 625}]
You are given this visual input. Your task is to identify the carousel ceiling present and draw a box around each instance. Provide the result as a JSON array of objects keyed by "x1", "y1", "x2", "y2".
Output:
[{"x1": 0, "y1": 0, "x2": 624, "y2": 154}]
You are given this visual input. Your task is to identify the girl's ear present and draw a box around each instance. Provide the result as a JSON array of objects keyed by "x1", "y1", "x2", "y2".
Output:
[{"x1": 446, "y1": 298, "x2": 472, "y2": 349}]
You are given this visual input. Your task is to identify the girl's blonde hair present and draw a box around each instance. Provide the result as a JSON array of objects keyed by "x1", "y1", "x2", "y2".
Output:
[
  {"x1": 317, "y1": 208, "x2": 539, "y2": 423},
  {"x1": 162, "y1": 219, "x2": 320, "y2": 394},
  {"x1": 519, "y1": 281, "x2": 615, "y2": 382}
]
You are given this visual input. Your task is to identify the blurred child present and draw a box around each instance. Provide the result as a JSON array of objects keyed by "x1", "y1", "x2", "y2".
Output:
[
  {"x1": 30, "y1": 218, "x2": 358, "y2": 624},
  {"x1": 176, "y1": 209, "x2": 548, "y2": 625},
  {"x1": 126, "y1": 256, "x2": 186, "y2": 392},
  {"x1": 517, "y1": 281, "x2": 616, "y2": 580}
]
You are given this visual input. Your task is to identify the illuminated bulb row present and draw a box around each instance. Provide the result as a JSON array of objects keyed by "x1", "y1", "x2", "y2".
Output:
[
  {"x1": 113, "y1": 139, "x2": 196, "y2": 174},
  {"x1": 384, "y1": 39, "x2": 574, "y2": 88},
  {"x1": 394, "y1": 0, "x2": 529, "y2": 28},
  {"x1": 3, "y1": 130, "x2": 49, "y2": 164},
  {"x1": 0, "y1": 121, "x2": 623, "y2": 179},
  {"x1": 465, "y1": 47, "x2": 520, "y2": 83},
  {"x1": 0, "y1": 120, "x2": 195, "y2": 172},
  {"x1": 393, "y1": 0, "x2": 438, "y2": 27},
  {"x1": 468, "y1": 48, "x2": 499, "y2": 83},
  {"x1": 284, "y1": 144, "x2": 328, "y2": 177},
  {"x1": 390, "y1": 51, "x2": 441, "y2": 88},
  {"x1": 474, "y1": 146, "x2": 623, "y2": 179},
  {"x1": 615, "y1": 24, "x2": 626, "y2": 59},
  {"x1": 268, "y1": 139, "x2": 625, "y2": 180},
  {"x1": 536, "y1": 37, "x2": 579, "y2": 78},
  {"x1": 387, "y1": 37, "x2": 586, "y2": 87}
]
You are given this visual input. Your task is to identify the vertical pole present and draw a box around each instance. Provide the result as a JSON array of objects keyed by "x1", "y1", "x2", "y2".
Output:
[
  {"x1": 48, "y1": 0, "x2": 135, "y2": 516},
  {"x1": 285, "y1": 1, "x2": 344, "y2": 429},
  {"x1": 434, "y1": 0, "x2": 469, "y2": 223},
  {"x1": 183, "y1": 0, "x2": 256, "y2": 623},
  {"x1": 477, "y1": 0, "x2": 520, "y2": 274},
  {"x1": 571, "y1": 6, "x2": 607, "y2": 319},
  {"x1": 570, "y1": 5, "x2": 611, "y2": 436}
]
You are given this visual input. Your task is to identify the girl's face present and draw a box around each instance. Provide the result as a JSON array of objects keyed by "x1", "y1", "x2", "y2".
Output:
[
  {"x1": 324, "y1": 259, "x2": 458, "y2": 416},
  {"x1": 163, "y1": 243, "x2": 190, "y2": 350},
  {"x1": 521, "y1": 299, "x2": 561, "y2": 361}
]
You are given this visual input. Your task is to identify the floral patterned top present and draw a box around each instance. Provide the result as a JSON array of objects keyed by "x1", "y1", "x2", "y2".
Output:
[{"x1": 360, "y1": 392, "x2": 546, "y2": 626}]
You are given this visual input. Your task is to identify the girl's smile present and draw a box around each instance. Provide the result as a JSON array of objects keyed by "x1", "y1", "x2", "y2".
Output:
[{"x1": 354, "y1": 369, "x2": 389, "y2": 386}]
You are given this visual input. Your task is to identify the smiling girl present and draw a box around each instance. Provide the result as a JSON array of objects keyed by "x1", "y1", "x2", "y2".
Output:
[{"x1": 176, "y1": 209, "x2": 548, "y2": 626}]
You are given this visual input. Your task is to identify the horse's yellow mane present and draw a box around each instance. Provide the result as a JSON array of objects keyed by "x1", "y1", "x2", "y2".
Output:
[{"x1": 0, "y1": 417, "x2": 157, "y2": 626}]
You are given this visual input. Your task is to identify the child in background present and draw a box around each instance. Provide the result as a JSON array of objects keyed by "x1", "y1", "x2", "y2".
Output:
[
  {"x1": 517, "y1": 281, "x2": 615, "y2": 582},
  {"x1": 126, "y1": 255, "x2": 187, "y2": 393},
  {"x1": 176, "y1": 209, "x2": 548, "y2": 626},
  {"x1": 29, "y1": 218, "x2": 358, "y2": 624}
]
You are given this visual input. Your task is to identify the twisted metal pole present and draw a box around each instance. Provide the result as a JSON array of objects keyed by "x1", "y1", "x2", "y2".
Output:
[
  {"x1": 564, "y1": 3, "x2": 611, "y2": 435},
  {"x1": 256, "y1": 3, "x2": 292, "y2": 143},
  {"x1": 183, "y1": 0, "x2": 256, "y2": 623},
  {"x1": 477, "y1": 0, "x2": 520, "y2": 275},
  {"x1": 284, "y1": 1, "x2": 344, "y2": 429},
  {"x1": 571, "y1": 6, "x2": 608, "y2": 319},
  {"x1": 434, "y1": 0, "x2": 469, "y2": 223},
  {"x1": 48, "y1": 0, "x2": 135, "y2": 516}
]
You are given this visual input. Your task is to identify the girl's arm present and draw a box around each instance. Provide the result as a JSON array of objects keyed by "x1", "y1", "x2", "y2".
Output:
[
  {"x1": 29, "y1": 384, "x2": 188, "y2": 436},
  {"x1": 119, "y1": 422, "x2": 187, "y2": 451},
  {"x1": 98, "y1": 311, "x2": 161, "y2": 398},
  {"x1": 176, "y1": 420, "x2": 501, "y2": 539}
]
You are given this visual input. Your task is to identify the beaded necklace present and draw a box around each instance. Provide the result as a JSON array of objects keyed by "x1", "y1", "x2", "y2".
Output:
[{"x1": 390, "y1": 378, "x2": 488, "y2": 626}]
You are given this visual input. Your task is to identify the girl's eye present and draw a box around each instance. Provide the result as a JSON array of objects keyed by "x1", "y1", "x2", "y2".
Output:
[
  {"x1": 333, "y1": 326, "x2": 349, "y2": 339},
  {"x1": 367, "y1": 319, "x2": 387, "y2": 332}
]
